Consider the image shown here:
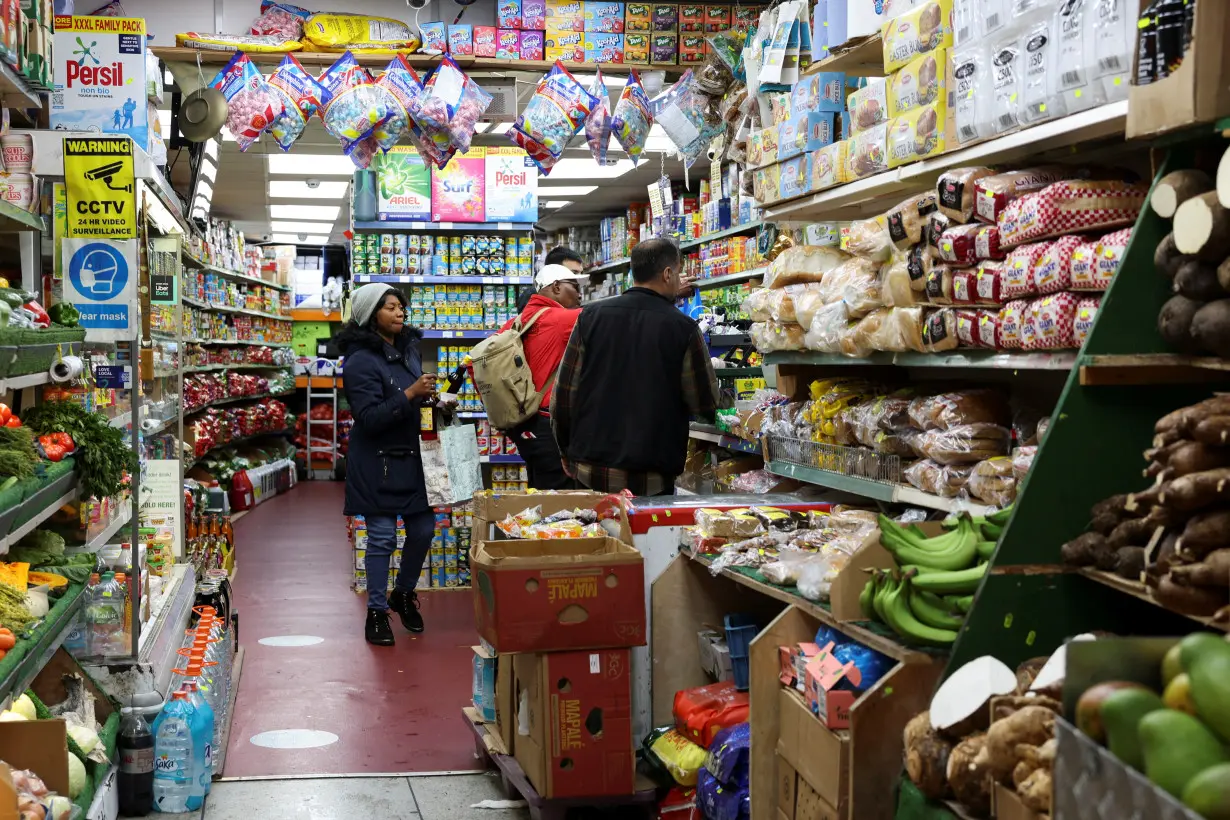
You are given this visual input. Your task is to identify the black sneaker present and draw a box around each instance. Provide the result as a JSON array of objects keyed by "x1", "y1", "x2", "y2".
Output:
[
  {"x1": 365, "y1": 609, "x2": 395, "y2": 646},
  {"x1": 388, "y1": 589, "x2": 424, "y2": 633}
]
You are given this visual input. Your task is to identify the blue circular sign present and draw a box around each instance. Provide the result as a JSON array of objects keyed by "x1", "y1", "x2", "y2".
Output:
[{"x1": 68, "y1": 243, "x2": 128, "y2": 301}]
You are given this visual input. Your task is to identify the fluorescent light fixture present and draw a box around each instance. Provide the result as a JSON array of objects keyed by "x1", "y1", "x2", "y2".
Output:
[
  {"x1": 200, "y1": 158, "x2": 217, "y2": 183},
  {"x1": 545, "y1": 201, "x2": 569, "y2": 209},
  {"x1": 220, "y1": 130, "x2": 237, "y2": 142},
  {"x1": 271, "y1": 220, "x2": 337, "y2": 234},
  {"x1": 268, "y1": 154, "x2": 357, "y2": 176},
  {"x1": 158, "y1": 109, "x2": 171, "y2": 140},
  {"x1": 536, "y1": 185, "x2": 597, "y2": 196},
  {"x1": 268, "y1": 180, "x2": 349, "y2": 199},
  {"x1": 490, "y1": 123, "x2": 512, "y2": 134},
  {"x1": 474, "y1": 122, "x2": 493, "y2": 134},
  {"x1": 545, "y1": 158, "x2": 635, "y2": 180},
  {"x1": 196, "y1": 180, "x2": 213, "y2": 202},
  {"x1": 269, "y1": 204, "x2": 341, "y2": 220},
  {"x1": 270, "y1": 233, "x2": 330, "y2": 245},
  {"x1": 204, "y1": 139, "x2": 218, "y2": 161}
]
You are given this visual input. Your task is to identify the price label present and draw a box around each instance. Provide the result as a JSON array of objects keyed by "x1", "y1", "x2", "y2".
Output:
[{"x1": 648, "y1": 184, "x2": 665, "y2": 220}]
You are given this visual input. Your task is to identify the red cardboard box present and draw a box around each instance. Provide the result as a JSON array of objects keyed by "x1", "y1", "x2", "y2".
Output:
[
  {"x1": 473, "y1": 25, "x2": 498, "y2": 56},
  {"x1": 472, "y1": 535, "x2": 646, "y2": 653},
  {"x1": 804, "y1": 642, "x2": 860, "y2": 730},
  {"x1": 512, "y1": 649, "x2": 635, "y2": 799},
  {"x1": 703, "y1": 3, "x2": 730, "y2": 31}
]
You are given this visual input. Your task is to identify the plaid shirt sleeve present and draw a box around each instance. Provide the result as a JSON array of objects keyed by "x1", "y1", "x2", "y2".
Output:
[
  {"x1": 682, "y1": 324, "x2": 720, "y2": 422},
  {"x1": 550, "y1": 320, "x2": 586, "y2": 454}
]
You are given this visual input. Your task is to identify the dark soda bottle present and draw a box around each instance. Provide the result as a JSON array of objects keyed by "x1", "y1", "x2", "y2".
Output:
[{"x1": 118, "y1": 706, "x2": 154, "y2": 816}]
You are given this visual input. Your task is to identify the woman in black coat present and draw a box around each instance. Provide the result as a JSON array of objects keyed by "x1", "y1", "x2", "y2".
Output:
[{"x1": 334, "y1": 284, "x2": 438, "y2": 646}]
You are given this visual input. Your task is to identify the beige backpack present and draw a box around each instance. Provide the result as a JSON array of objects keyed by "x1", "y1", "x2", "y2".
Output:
[{"x1": 468, "y1": 308, "x2": 554, "y2": 431}]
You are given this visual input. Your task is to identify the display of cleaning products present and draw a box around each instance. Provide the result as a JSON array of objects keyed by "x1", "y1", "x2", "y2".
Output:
[
  {"x1": 484, "y1": 146, "x2": 539, "y2": 223},
  {"x1": 409, "y1": 284, "x2": 532, "y2": 331},
  {"x1": 350, "y1": 232, "x2": 536, "y2": 279},
  {"x1": 431, "y1": 147, "x2": 488, "y2": 223},
  {"x1": 375, "y1": 147, "x2": 432, "y2": 221}
]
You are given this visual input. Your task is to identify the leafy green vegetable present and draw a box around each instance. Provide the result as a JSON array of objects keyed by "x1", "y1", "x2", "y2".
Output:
[
  {"x1": 22, "y1": 401, "x2": 136, "y2": 500},
  {"x1": 19, "y1": 528, "x2": 65, "y2": 557},
  {"x1": 0, "y1": 426, "x2": 37, "y2": 480}
]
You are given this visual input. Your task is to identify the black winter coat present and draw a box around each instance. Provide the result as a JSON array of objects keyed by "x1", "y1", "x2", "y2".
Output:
[{"x1": 336, "y1": 325, "x2": 429, "y2": 517}]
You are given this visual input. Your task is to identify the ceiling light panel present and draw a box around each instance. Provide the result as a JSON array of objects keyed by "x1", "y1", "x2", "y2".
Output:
[
  {"x1": 536, "y1": 185, "x2": 597, "y2": 196},
  {"x1": 270, "y1": 233, "x2": 330, "y2": 245},
  {"x1": 545, "y1": 158, "x2": 635, "y2": 180},
  {"x1": 269, "y1": 204, "x2": 341, "y2": 220},
  {"x1": 271, "y1": 220, "x2": 338, "y2": 234},
  {"x1": 544, "y1": 201, "x2": 569, "y2": 208},
  {"x1": 268, "y1": 180, "x2": 349, "y2": 199},
  {"x1": 268, "y1": 154, "x2": 357, "y2": 176}
]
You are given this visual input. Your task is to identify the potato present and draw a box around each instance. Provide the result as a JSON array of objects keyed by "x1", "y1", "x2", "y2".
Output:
[
  {"x1": 1061, "y1": 532, "x2": 1109, "y2": 567},
  {"x1": 1158, "y1": 294, "x2": 1206, "y2": 353}
]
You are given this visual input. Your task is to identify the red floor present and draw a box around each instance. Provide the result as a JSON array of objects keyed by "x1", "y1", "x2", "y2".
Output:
[{"x1": 222, "y1": 481, "x2": 482, "y2": 777}]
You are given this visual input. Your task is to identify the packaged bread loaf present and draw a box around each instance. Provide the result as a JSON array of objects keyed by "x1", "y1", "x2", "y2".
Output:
[
  {"x1": 922, "y1": 308, "x2": 959, "y2": 351},
  {"x1": 886, "y1": 98, "x2": 949, "y2": 168},
  {"x1": 846, "y1": 216, "x2": 895, "y2": 261},
  {"x1": 908, "y1": 388, "x2": 1011, "y2": 430},
  {"x1": 880, "y1": 254, "x2": 919, "y2": 307},
  {"x1": 804, "y1": 301, "x2": 849, "y2": 353},
  {"x1": 742, "y1": 288, "x2": 773, "y2": 321},
  {"x1": 927, "y1": 211, "x2": 952, "y2": 249},
  {"x1": 917, "y1": 422, "x2": 1012, "y2": 464},
  {"x1": 905, "y1": 459, "x2": 975, "y2": 498},
  {"x1": 1024, "y1": 292, "x2": 1078, "y2": 351},
  {"x1": 1074, "y1": 295, "x2": 1099, "y2": 346},
  {"x1": 938, "y1": 224, "x2": 981, "y2": 265},
  {"x1": 1093, "y1": 228, "x2": 1132, "y2": 289},
  {"x1": 955, "y1": 308, "x2": 979, "y2": 345},
  {"x1": 967, "y1": 457, "x2": 1018, "y2": 506},
  {"x1": 888, "y1": 306, "x2": 927, "y2": 352},
  {"x1": 750, "y1": 321, "x2": 807, "y2": 351},
  {"x1": 768, "y1": 284, "x2": 817, "y2": 323},
  {"x1": 1011, "y1": 445, "x2": 1037, "y2": 481},
  {"x1": 817, "y1": 257, "x2": 881, "y2": 308},
  {"x1": 848, "y1": 80, "x2": 888, "y2": 134},
  {"x1": 924, "y1": 265, "x2": 955, "y2": 304},
  {"x1": 974, "y1": 309, "x2": 1001, "y2": 347},
  {"x1": 1069, "y1": 238, "x2": 1100, "y2": 290},
  {"x1": 792, "y1": 286, "x2": 830, "y2": 327},
  {"x1": 937, "y1": 166, "x2": 996, "y2": 222},
  {"x1": 882, "y1": 0, "x2": 954, "y2": 73},
  {"x1": 841, "y1": 310, "x2": 886, "y2": 358},
  {"x1": 1002, "y1": 241, "x2": 1050, "y2": 299},
  {"x1": 974, "y1": 224, "x2": 1003, "y2": 260},
  {"x1": 974, "y1": 262, "x2": 1003, "y2": 304},
  {"x1": 998, "y1": 179, "x2": 1147, "y2": 247},
  {"x1": 973, "y1": 166, "x2": 1072, "y2": 223},
  {"x1": 763, "y1": 244, "x2": 851, "y2": 288},
  {"x1": 887, "y1": 192, "x2": 940, "y2": 248},
  {"x1": 906, "y1": 245, "x2": 933, "y2": 291},
  {"x1": 951, "y1": 270, "x2": 978, "y2": 305},
  {"x1": 1031, "y1": 235, "x2": 1084, "y2": 295},
  {"x1": 888, "y1": 48, "x2": 946, "y2": 117}
]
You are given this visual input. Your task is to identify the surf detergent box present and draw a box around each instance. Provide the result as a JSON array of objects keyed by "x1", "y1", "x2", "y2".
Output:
[
  {"x1": 431, "y1": 147, "x2": 486, "y2": 223},
  {"x1": 51, "y1": 16, "x2": 149, "y2": 149},
  {"x1": 376, "y1": 147, "x2": 431, "y2": 221},
  {"x1": 484, "y1": 147, "x2": 537, "y2": 223}
]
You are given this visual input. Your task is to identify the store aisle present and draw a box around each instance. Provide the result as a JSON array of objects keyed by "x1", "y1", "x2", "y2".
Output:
[{"x1": 222, "y1": 482, "x2": 483, "y2": 777}]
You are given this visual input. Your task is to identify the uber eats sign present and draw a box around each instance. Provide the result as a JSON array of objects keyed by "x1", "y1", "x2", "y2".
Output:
[{"x1": 63, "y1": 137, "x2": 135, "y2": 239}]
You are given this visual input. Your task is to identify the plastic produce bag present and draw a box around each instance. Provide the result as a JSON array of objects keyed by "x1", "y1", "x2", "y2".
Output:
[
  {"x1": 653, "y1": 70, "x2": 723, "y2": 167},
  {"x1": 584, "y1": 71, "x2": 612, "y2": 166},
  {"x1": 209, "y1": 52, "x2": 283, "y2": 151},
  {"x1": 611, "y1": 71, "x2": 653, "y2": 164},
  {"x1": 804, "y1": 300, "x2": 848, "y2": 353},
  {"x1": 266, "y1": 53, "x2": 324, "y2": 151},
  {"x1": 319, "y1": 51, "x2": 391, "y2": 152},
  {"x1": 508, "y1": 62, "x2": 598, "y2": 174}
]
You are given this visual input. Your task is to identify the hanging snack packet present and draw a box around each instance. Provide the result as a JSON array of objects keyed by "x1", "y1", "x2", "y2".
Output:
[
  {"x1": 266, "y1": 54, "x2": 324, "y2": 151},
  {"x1": 585, "y1": 71, "x2": 612, "y2": 165},
  {"x1": 610, "y1": 71, "x2": 652, "y2": 164},
  {"x1": 367, "y1": 55, "x2": 425, "y2": 153},
  {"x1": 653, "y1": 70, "x2": 723, "y2": 167},
  {"x1": 319, "y1": 51, "x2": 393, "y2": 150},
  {"x1": 508, "y1": 62, "x2": 599, "y2": 174},
  {"x1": 209, "y1": 52, "x2": 283, "y2": 151},
  {"x1": 410, "y1": 57, "x2": 494, "y2": 168}
]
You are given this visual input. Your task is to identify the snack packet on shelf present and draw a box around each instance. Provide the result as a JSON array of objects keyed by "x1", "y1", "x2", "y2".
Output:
[
  {"x1": 411, "y1": 57, "x2": 494, "y2": 167},
  {"x1": 362, "y1": 55, "x2": 426, "y2": 156},
  {"x1": 209, "y1": 51, "x2": 284, "y2": 151},
  {"x1": 177, "y1": 32, "x2": 304, "y2": 52},
  {"x1": 495, "y1": 504, "x2": 544, "y2": 538},
  {"x1": 653, "y1": 69, "x2": 724, "y2": 167}
]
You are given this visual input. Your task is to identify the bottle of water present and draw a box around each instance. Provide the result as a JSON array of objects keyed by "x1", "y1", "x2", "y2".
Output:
[
  {"x1": 88, "y1": 572, "x2": 125, "y2": 657},
  {"x1": 151, "y1": 692, "x2": 201, "y2": 813},
  {"x1": 118, "y1": 706, "x2": 154, "y2": 816},
  {"x1": 179, "y1": 682, "x2": 214, "y2": 795}
]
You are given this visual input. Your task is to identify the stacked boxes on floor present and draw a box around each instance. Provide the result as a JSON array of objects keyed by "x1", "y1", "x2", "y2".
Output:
[
  {"x1": 349, "y1": 505, "x2": 473, "y2": 592},
  {"x1": 470, "y1": 491, "x2": 647, "y2": 799}
]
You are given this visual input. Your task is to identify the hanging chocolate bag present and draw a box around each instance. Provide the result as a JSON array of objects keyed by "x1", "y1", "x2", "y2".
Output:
[
  {"x1": 611, "y1": 70, "x2": 653, "y2": 164},
  {"x1": 209, "y1": 52, "x2": 284, "y2": 151},
  {"x1": 508, "y1": 61, "x2": 599, "y2": 173}
]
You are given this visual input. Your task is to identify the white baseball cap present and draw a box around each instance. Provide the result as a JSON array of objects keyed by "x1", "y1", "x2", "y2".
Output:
[{"x1": 535, "y1": 263, "x2": 587, "y2": 290}]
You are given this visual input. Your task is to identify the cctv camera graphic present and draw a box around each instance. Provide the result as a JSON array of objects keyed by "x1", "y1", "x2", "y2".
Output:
[{"x1": 85, "y1": 161, "x2": 133, "y2": 193}]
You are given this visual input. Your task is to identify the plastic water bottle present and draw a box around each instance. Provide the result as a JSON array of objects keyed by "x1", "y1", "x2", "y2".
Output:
[
  {"x1": 151, "y1": 692, "x2": 201, "y2": 813},
  {"x1": 118, "y1": 707, "x2": 154, "y2": 816},
  {"x1": 87, "y1": 572, "x2": 125, "y2": 657},
  {"x1": 179, "y1": 682, "x2": 214, "y2": 795}
]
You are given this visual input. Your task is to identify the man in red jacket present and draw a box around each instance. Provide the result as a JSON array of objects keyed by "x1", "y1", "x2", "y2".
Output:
[{"x1": 500, "y1": 263, "x2": 586, "y2": 489}]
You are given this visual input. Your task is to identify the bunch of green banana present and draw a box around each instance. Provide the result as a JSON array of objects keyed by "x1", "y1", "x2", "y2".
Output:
[
  {"x1": 879, "y1": 513, "x2": 982, "y2": 571},
  {"x1": 942, "y1": 504, "x2": 1015, "y2": 541},
  {"x1": 859, "y1": 569, "x2": 961, "y2": 646}
]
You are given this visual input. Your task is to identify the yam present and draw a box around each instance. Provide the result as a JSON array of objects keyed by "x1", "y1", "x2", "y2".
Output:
[
  {"x1": 1191, "y1": 300, "x2": 1230, "y2": 357},
  {"x1": 904, "y1": 715, "x2": 953, "y2": 801},
  {"x1": 1017, "y1": 768, "x2": 1053, "y2": 814},
  {"x1": 929, "y1": 656, "x2": 1018, "y2": 739},
  {"x1": 1216, "y1": 144, "x2": 1230, "y2": 209},
  {"x1": 1091, "y1": 494, "x2": 1131, "y2": 520},
  {"x1": 904, "y1": 710, "x2": 933, "y2": 750},
  {"x1": 1155, "y1": 574, "x2": 1229, "y2": 615},
  {"x1": 1175, "y1": 260, "x2": 1227, "y2": 301},
  {"x1": 1156, "y1": 396, "x2": 1230, "y2": 436},
  {"x1": 1035, "y1": 737, "x2": 1056, "y2": 769},
  {"x1": 1156, "y1": 233, "x2": 1187, "y2": 280},
  {"x1": 1168, "y1": 548, "x2": 1230, "y2": 587},
  {"x1": 989, "y1": 695, "x2": 1063, "y2": 722},
  {"x1": 1011, "y1": 758, "x2": 1037, "y2": 791},
  {"x1": 1217, "y1": 257, "x2": 1230, "y2": 294},
  {"x1": 1091, "y1": 511, "x2": 1122, "y2": 535},
  {"x1": 978, "y1": 706, "x2": 1055, "y2": 783},
  {"x1": 1173, "y1": 192, "x2": 1230, "y2": 263},
  {"x1": 1155, "y1": 531, "x2": 1180, "y2": 574},
  {"x1": 1166, "y1": 441, "x2": 1230, "y2": 477},
  {"x1": 1125, "y1": 482, "x2": 1166, "y2": 514},
  {"x1": 1193, "y1": 415, "x2": 1230, "y2": 446},
  {"x1": 1107, "y1": 517, "x2": 1159, "y2": 549},
  {"x1": 1158, "y1": 467, "x2": 1230, "y2": 512},
  {"x1": 1178, "y1": 509, "x2": 1230, "y2": 557},
  {"x1": 1114, "y1": 546, "x2": 1147, "y2": 580},
  {"x1": 1154, "y1": 169, "x2": 1214, "y2": 218},
  {"x1": 1013, "y1": 657, "x2": 1049, "y2": 694},
  {"x1": 947, "y1": 733, "x2": 993, "y2": 818},
  {"x1": 1060, "y1": 531, "x2": 1109, "y2": 567},
  {"x1": 1158, "y1": 295, "x2": 1206, "y2": 354}
]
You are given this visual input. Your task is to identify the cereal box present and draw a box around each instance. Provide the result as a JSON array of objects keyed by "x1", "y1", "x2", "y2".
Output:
[
  {"x1": 650, "y1": 32, "x2": 677, "y2": 64},
  {"x1": 625, "y1": 1, "x2": 651, "y2": 30},
  {"x1": 485, "y1": 147, "x2": 538, "y2": 223},
  {"x1": 448, "y1": 24, "x2": 474, "y2": 55},
  {"x1": 522, "y1": 0, "x2": 546, "y2": 29},
  {"x1": 519, "y1": 29, "x2": 545, "y2": 59},
  {"x1": 679, "y1": 3, "x2": 703, "y2": 31},
  {"x1": 498, "y1": 0, "x2": 522, "y2": 28},
  {"x1": 680, "y1": 33, "x2": 705, "y2": 63},
  {"x1": 624, "y1": 31, "x2": 650, "y2": 62},
  {"x1": 704, "y1": 4, "x2": 730, "y2": 31},
  {"x1": 545, "y1": 26, "x2": 584, "y2": 60},
  {"x1": 584, "y1": 31, "x2": 625, "y2": 62},
  {"x1": 652, "y1": 3, "x2": 678, "y2": 31},
  {"x1": 584, "y1": 0, "x2": 625, "y2": 31},
  {"x1": 431, "y1": 147, "x2": 487, "y2": 223},
  {"x1": 496, "y1": 28, "x2": 521, "y2": 58},
  {"x1": 545, "y1": 0, "x2": 584, "y2": 30},
  {"x1": 473, "y1": 25, "x2": 498, "y2": 56},
  {"x1": 420, "y1": 21, "x2": 447, "y2": 53},
  {"x1": 52, "y1": 16, "x2": 150, "y2": 148}
]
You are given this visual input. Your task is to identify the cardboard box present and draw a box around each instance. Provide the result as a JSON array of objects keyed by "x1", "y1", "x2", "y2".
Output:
[
  {"x1": 1127, "y1": 0, "x2": 1230, "y2": 139},
  {"x1": 498, "y1": 0, "x2": 521, "y2": 28},
  {"x1": 472, "y1": 535, "x2": 646, "y2": 653},
  {"x1": 376, "y1": 146, "x2": 431, "y2": 221},
  {"x1": 484, "y1": 146, "x2": 537, "y2": 223},
  {"x1": 545, "y1": 0, "x2": 584, "y2": 30},
  {"x1": 777, "y1": 688, "x2": 847, "y2": 811},
  {"x1": 431, "y1": 147, "x2": 486, "y2": 223},
  {"x1": 496, "y1": 653, "x2": 516, "y2": 755},
  {"x1": 584, "y1": 0, "x2": 624, "y2": 31},
  {"x1": 0, "y1": 719, "x2": 69, "y2": 798},
  {"x1": 472, "y1": 490, "x2": 608, "y2": 542},
  {"x1": 624, "y1": 31, "x2": 650, "y2": 63},
  {"x1": 803, "y1": 642, "x2": 858, "y2": 729},
  {"x1": 496, "y1": 28, "x2": 521, "y2": 58},
  {"x1": 544, "y1": 26, "x2": 584, "y2": 61},
  {"x1": 625, "y1": 1, "x2": 651, "y2": 31},
  {"x1": 795, "y1": 777, "x2": 840, "y2": 820},
  {"x1": 679, "y1": 3, "x2": 703, "y2": 31},
  {"x1": 522, "y1": 0, "x2": 546, "y2": 29},
  {"x1": 777, "y1": 753, "x2": 798, "y2": 820},
  {"x1": 519, "y1": 29, "x2": 544, "y2": 59},
  {"x1": 472, "y1": 644, "x2": 498, "y2": 721},
  {"x1": 697, "y1": 628, "x2": 732, "y2": 682},
  {"x1": 512, "y1": 649, "x2": 635, "y2": 799},
  {"x1": 473, "y1": 25, "x2": 498, "y2": 56},
  {"x1": 584, "y1": 31, "x2": 624, "y2": 62}
]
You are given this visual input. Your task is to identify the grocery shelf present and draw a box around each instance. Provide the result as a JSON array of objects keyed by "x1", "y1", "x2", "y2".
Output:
[
  {"x1": 709, "y1": 333, "x2": 753, "y2": 347},
  {"x1": 689, "y1": 427, "x2": 763, "y2": 455},
  {"x1": 0, "y1": 586, "x2": 85, "y2": 706},
  {"x1": 764, "y1": 349, "x2": 1079, "y2": 370},
  {"x1": 0, "y1": 60, "x2": 43, "y2": 110},
  {"x1": 141, "y1": 415, "x2": 179, "y2": 438},
  {"x1": 805, "y1": 32, "x2": 885, "y2": 77},
  {"x1": 184, "y1": 390, "x2": 294, "y2": 416},
  {"x1": 457, "y1": 410, "x2": 487, "y2": 419},
  {"x1": 83, "y1": 505, "x2": 132, "y2": 552},
  {"x1": 695, "y1": 267, "x2": 768, "y2": 290},
  {"x1": 679, "y1": 221, "x2": 763, "y2": 251},
  {"x1": 0, "y1": 371, "x2": 51, "y2": 392},
  {"x1": 185, "y1": 427, "x2": 292, "y2": 469},
  {"x1": 353, "y1": 274, "x2": 534, "y2": 285},
  {"x1": 421, "y1": 329, "x2": 497, "y2": 340},
  {"x1": 482, "y1": 454, "x2": 524, "y2": 464},
  {"x1": 765, "y1": 460, "x2": 995, "y2": 515},
  {"x1": 211, "y1": 644, "x2": 245, "y2": 778},
  {"x1": 765, "y1": 101, "x2": 1130, "y2": 223},
  {"x1": 182, "y1": 297, "x2": 292, "y2": 322},
  {"x1": 290, "y1": 308, "x2": 345, "y2": 322},
  {"x1": 352, "y1": 220, "x2": 535, "y2": 232},
  {"x1": 1079, "y1": 569, "x2": 1228, "y2": 633},
  {"x1": 185, "y1": 362, "x2": 292, "y2": 373},
  {"x1": 0, "y1": 198, "x2": 45, "y2": 232},
  {"x1": 295, "y1": 375, "x2": 343, "y2": 389},
  {"x1": 181, "y1": 253, "x2": 291, "y2": 291},
  {"x1": 139, "y1": 564, "x2": 196, "y2": 695},
  {"x1": 1079, "y1": 353, "x2": 1230, "y2": 385},
  {"x1": 713, "y1": 366, "x2": 763, "y2": 378},
  {"x1": 1, "y1": 486, "x2": 81, "y2": 552},
  {"x1": 686, "y1": 550, "x2": 939, "y2": 662},
  {"x1": 586, "y1": 257, "x2": 631, "y2": 275},
  {"x1": 191, "y1": 339, "x2": 294, "y2": 348}
]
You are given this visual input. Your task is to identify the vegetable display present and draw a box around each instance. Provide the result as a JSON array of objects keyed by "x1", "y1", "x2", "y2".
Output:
[{"x1": 22, "y1": 401, "x2": 136, "y2": 500}]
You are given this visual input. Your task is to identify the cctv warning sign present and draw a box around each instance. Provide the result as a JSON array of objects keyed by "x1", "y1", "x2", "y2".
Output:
[{"x1": 64, "y1": 137, "x2": 136, "y2": 239}]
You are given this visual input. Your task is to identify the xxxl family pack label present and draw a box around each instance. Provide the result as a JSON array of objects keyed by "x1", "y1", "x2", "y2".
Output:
[{"x1": 51, "y1": 16, "x2": 148, "y2": 149}]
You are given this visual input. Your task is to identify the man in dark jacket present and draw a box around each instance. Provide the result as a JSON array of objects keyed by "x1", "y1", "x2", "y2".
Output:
[{"x1": 552, "y1": 238, "x2": 720, "y2": 496}]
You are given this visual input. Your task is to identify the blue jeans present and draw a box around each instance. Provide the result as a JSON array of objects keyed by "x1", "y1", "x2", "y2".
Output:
[{"x1": 365, "y1": 509, "x2": 435, "y2": 610}]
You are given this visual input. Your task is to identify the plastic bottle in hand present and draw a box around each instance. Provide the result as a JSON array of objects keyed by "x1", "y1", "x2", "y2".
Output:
[{"x1": 151, "y1": 692, "x2": 201, "y2": 812}]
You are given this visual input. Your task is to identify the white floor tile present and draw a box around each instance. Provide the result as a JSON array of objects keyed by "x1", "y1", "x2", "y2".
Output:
[
  {"x1": 202, "y1": 777, "x2": 419, "y2": 819},
  {"x1": 410, "y1": 773, "x2": 530, "y2": 820}
]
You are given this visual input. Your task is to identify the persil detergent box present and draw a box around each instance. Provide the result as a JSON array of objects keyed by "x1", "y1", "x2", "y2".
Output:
[
  {"x1": 51, "y1": 16, "x2": 149, "y2": 149},
  {"x1": 484, "y1": 147, "x2": 538, "y2": 223}
]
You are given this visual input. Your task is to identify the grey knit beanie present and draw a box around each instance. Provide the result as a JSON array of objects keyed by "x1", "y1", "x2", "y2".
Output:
[{"x1": 350, "y1": 283, "x2": 395, "y2": 328}]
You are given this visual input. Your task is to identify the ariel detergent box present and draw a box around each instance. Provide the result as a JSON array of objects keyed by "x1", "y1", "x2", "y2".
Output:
[
  {"x1": 484, "y1": 147, "x2": 538, "y2": 223},
  {"x1": 51, "y1": 15, "x2": 150, "y2": 149},
  {"x1": 376, "y1": 147, "x2": 431, "y2": 221},
  {"x1": 431, "y1": 147, "x2": 487, "y2": 223}
]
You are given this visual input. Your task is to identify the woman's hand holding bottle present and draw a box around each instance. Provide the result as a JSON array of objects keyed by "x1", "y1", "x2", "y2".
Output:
[{"x1": 405, "y1": 374, "x2": 437, "y2": 401}]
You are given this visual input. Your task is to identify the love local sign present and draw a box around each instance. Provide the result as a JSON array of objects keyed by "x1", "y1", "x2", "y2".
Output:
[
  {"x1": 63, "y1": 137, "x2": 136, "y2": 239},
  {"x1": 62, "y1": 237, "x2": 136, "y2": 339}
]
